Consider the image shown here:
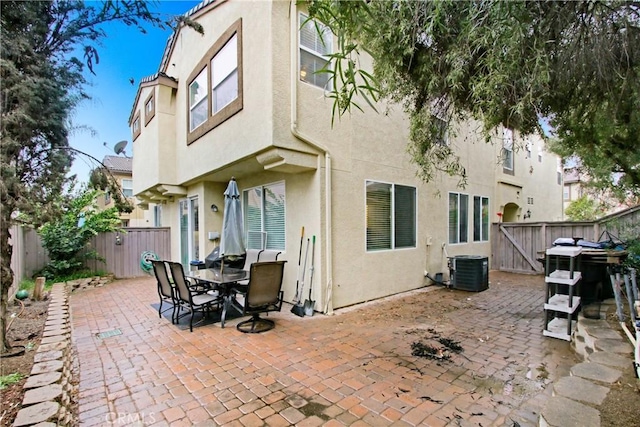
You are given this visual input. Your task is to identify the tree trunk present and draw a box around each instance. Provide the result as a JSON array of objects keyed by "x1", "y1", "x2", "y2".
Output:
[{"x1": 0, "y1": 215, "x2": 14, "y2": 353}]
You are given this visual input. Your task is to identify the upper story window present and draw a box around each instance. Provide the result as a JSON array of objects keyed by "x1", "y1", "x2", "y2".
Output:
[
  {"x1": 187, "y1": 19, "x2": 243, "y2": 144},
  {"x1": 212, "y1": 34, "x2": 238, "y2": 113},
  {"x1": 144, "y1": 91, "x2": 155, "y2": 126},
  {"x1": 122, "y1": 179, "x2": 133, "y2": 197},
  {"x1": 299, "y1": 13, "x2": 332, "y2": 90},
  {"x1": 449, "y1": 192, "x2": 469, "y2": 244},
  {"x1": 189, "y1": 68, "x2": 208, "y2": 131},
  {"x1": 132, "y1": 112, "x2": 141, "y2": 141},
  {"x1": 502, "y1": 128, "x2": 514, "y2": 174},
  {"x1": 366, "y1": 181, "x2": 416, "y2": 251},
  {"x1": 433, "y1": 115, "x2": 448, "y2": 146}
]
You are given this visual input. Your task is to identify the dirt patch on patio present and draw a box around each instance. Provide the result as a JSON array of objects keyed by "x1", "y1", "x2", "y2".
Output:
[{"x1": 333, "y1": 271, "x2": 640, "y2": 426}]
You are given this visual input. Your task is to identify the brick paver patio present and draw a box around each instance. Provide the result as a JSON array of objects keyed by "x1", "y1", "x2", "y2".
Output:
[{"x1": 70, "y1": 271, "x2": 577, "y2": 426}]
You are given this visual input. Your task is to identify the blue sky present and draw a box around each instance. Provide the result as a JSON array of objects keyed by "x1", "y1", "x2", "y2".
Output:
[{"x1": 68, "y1": 0, "x2": 200, "y2": 180}]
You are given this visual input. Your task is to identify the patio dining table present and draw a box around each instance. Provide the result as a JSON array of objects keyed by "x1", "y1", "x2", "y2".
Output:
[{"x1": 187, "y1": 267, "x2": 247, "y2": 328}]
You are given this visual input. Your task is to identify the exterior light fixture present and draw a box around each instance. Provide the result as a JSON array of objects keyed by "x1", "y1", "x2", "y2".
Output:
[{"x1": 211, "y1": 204, "x2": 219, "y2": 212}]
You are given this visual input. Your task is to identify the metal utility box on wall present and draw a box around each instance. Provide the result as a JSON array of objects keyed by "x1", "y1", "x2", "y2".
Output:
[{"x1": 450, "y1": 255, "x2": 489, "y2": 292}]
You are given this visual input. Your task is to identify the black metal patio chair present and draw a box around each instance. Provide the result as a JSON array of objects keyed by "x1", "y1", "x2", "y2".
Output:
[
  {"x1": 168, "y1": 261, "x2": 221, "y2": 332},
  {"x1": 232, "y1": 260, "x2": 287, "y2": 333},
  {"x1": 152, "y1": 260, "x2": 177, "y2": 323}
]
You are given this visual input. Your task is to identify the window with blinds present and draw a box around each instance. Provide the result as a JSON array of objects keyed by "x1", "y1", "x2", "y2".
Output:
[
  {"x1": 243, "y1": 182, "x2": 285, "y2": 251},
  {"x1": 299, "y1": 13, "x2": 332, "y2": 89},
  {"x1": 186, "y1": 19, "x2": 243, "y2": 144},
  {"x1": 449, "y1": 192, "x2": 469, "y2": 244},
  {"x1": 473, "y1": 196, "x2": 489, "y2": 242},
  {"x1": 189, "y1": 68, "x2": 208, "y2": 131},
  {"x1": 211, "y1": 34, "x2": 238, "y2": 113},
  {"x1": 366, "y1": 181, "x2": 416, "y2": 251}
]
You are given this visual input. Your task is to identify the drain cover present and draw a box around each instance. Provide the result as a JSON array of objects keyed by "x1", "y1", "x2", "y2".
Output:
[{"x1": 96, "y1": 329, "x2": 122, "y2": 339}]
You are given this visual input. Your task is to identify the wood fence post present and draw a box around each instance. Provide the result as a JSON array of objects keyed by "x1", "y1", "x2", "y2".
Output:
[{"x1": 33, "y1": 277, "x2": 46, "y2": 301}]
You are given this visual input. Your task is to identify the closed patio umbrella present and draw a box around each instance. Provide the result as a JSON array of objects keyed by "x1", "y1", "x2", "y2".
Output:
[{"x1": 220, "y1": 177, "x2": 245, "y2": 269}]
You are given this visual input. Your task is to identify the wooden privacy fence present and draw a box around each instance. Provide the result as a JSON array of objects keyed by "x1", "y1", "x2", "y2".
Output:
[
  {"x1": 492, "y1": 205, "x2": 640, "y2": 274},
  {"x1": 10, "y1": 226, "x2": 171, "y2": 290}
]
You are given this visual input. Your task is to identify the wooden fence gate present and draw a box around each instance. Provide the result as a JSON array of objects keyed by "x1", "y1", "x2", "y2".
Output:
[{"x1": 491, "y1": 205, "x2": 639, "y2": 274}]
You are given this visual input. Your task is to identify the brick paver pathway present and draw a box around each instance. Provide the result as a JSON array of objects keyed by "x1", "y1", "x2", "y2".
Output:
[{"x1": 70, "y1": 271, "x2": 577, "y2": 426}]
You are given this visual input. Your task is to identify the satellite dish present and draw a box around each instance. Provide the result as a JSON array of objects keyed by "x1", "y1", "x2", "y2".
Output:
[{"x1": 113, "y1": 140, "x2": 128, "y2": 156}]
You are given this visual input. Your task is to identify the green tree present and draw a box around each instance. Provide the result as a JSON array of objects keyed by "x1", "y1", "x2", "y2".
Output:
[
  {"x1": 39, "y1": 187, "x2": 122, "y2": 278},
  {"x1": 565, "y1": 195, "x2": 606, "y2": 221},
  {"x1": 307, "y1": 0, "x2": 640, "y2": 192},
  {"x1": 0, "y1": 0, "x2": 201, "y2": 353}
]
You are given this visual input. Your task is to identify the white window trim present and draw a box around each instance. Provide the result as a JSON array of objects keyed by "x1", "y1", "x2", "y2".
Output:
[
  {"x1": 473, "y1": 195, "x2": 490, "y2": 242},
  {"x1": 449, "y1": 192, "x2": 469, "y2": 245},
  {"x1": 121, "y1": 179, "x2": 133, "y2": 198},
  {"x1": 365, "y1": 180, "x2": 417, "y2": 252},
  {"x1": 299, "y1": 12, "x2": 333, "y2": 90},
  {"x1": 189, "y1": 68, "x2": 208, "y2": 132},
  {"x1": 503, "y1": 128, "x2": 514, "y2": 171},
  {"x1": 243, "y1": 181, "x2": 286, "y2": 251},
  {"x1": 211, "y1": 34, "x2": 238, "y2": 113}
]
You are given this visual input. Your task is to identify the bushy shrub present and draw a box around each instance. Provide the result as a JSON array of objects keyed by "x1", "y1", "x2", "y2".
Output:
[{"x1": 39, "y1": 188, "x2": 121, "y2": 279}]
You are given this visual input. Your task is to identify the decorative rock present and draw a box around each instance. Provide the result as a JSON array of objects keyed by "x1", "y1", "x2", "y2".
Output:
[
  {"x1": 24, "y1": 372, "x2": 62, "y2": 389},
  {"x1": 13, "y1": 401, "x2": 60, "y2": 426},
  {"x1": 553, "y1": 376, "x2": 610, "y2": 405},
  {"x1": 571, "y1": 362, "x2": 622, "y2": 384},
  {"x1": 540, "y1": 396, "x2": 600, "y2": 427},
  {"x1": 594, "y1": 338, "x2": 634, "y2": 354},
  {"x1": 588, "y1": 351, "x2": 631, "y2": 368},
  {"x1": 22, "y1": 384, "x2": 63, "y2": 405},
  {"x1": 38, "y1": 341, "x2": 69, "y2": 352},
  {"x1": 40, "y1": 335, "x2": 68, "y2": 344},
  {"x1": 42, "y1": 328, "x2": 69, "y2": 337},
  {"x1": 31, "y1": 360, "x2": 64, "y2": 375},
  {"x1": 43, "y1": 321, "x2": 67, "y2": 330},
  {"x1": 34, "y1": 350, "x2": 63, "y2": 363}
]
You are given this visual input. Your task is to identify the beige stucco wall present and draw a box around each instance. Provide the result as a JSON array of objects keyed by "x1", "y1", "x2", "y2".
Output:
[
  {"x1": 130, "y1": 0, "x2": 564, "y2": 311},
  {"x1": 96, "y1": 170, "x2": 151, "y2": 227}
]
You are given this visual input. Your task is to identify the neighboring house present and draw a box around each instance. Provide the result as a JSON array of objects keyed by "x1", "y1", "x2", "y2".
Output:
[
  {"x1": 98, "y1": 155, "x2": 158, "y2": 227},
  {"x1": 129, "y1": 0, "x2": 563, "y2": 311},
  {"x1": 563, "y1": 167, "x2": 586, "y2": 214},
  {"x1": 563, "y1": 166, "x2": 634, "y2": 218}
]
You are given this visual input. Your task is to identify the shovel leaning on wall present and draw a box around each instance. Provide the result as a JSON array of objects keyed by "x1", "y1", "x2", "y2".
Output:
[{"x1": 304, "y1": 235, "x2": 316, "y2": 316}]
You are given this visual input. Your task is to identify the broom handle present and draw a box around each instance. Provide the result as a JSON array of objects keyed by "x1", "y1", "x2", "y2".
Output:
[
  {"x1": 308, "y1": 235, "x2": 316, "y2": 298},
  {"x1": 294, "y1": 227, "x2": 304, "y2": 301},
  {"x1": 300, "y1": 238, "x2": 310, "y2": 295}
]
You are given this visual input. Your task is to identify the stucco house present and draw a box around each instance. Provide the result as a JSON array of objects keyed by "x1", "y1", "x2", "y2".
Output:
[
  {"x1": 97, "y1": 155, "x2": 158, "y2": 227},
  {"x1": 129, "y1": 0, "x2": 563, "y2": 313},
  {"x1": 563, "y1": 166, "x2": 636, "y2": 218}
]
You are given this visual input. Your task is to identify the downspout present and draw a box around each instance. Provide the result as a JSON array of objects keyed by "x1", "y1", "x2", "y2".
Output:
[{"x1": 290, "y1": 2, "x2": 334, "y2": 314}]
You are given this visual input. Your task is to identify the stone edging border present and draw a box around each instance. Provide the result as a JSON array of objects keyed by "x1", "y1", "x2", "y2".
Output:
[
  {"x1": 12, "y1": 283, "x2": 75, "y2": 427},
  {"x1": 539, "y1": 299, "x2": 635, "y2": 427}
]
